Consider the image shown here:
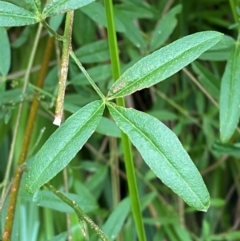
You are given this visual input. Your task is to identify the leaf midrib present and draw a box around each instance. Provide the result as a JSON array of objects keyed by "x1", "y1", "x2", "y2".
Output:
[
  {"x1": 29, "y1": 102, "x2": 104, "y2": 191},
  {"x1": 109, "y1": 36, "x2": 220, "y2": 99},
  {"x1": 111, "y1": 105, "x2": 206, "y2": 208}
]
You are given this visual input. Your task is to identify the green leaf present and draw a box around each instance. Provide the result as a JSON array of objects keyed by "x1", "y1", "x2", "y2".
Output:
[
  {"x1": 199, "y1": 35, "x2": 235, "y2": 61},
  {"x1": 219, "y1": 44, "x2": 240, "y2": 142},
  {"x1": 80, "y1": 2, "x2": 125, "y2": 33},
  {"x1": 102, "y1": 198, "x2": 130, "y2": 239},
  {"x1": 114, "y1": 8, "x2": 146, "y2": 49},
  {"x1": 69, "y1": 64, "x2": 112, "y2": 86},
  {"x1": 74, "y1": 40, "x2": 109, "y2": 64},
  {"x1": 212, "y1": 141, "x2": 240, "y2": 158},
  {"x1": 0, "y1": 2, "x2": 38, "y2": 27},
  {"x1": 25, "y1": 100, "x2": 105, "y2": 193},
  {"x1": 107, "y1": 31, "x2": 223, "y2": 100},
  {"x1": 150, "y1": 4, "x2": 182, "y2": 51},
  {"x1": 191, "y1": 61, "x2": 220, "y2": 98},
  {"x1": 107, "y1": 103, "x2": 210, "y2": 211},
  {"x1": 25, "y1": 0, "x2": 41, "y2": 13},
  {"x1": 31, "y1": 189, "x2": 98, "y2": 213},
  {"x1": 0, "y1": 27, "x2": 11, "y2": 76},
  {"x1": 96, "y1": 117, "x2": 121, "y2": 138},
  {"x1": 43, "y1": 0, "x2": 95, "y2": 17}
]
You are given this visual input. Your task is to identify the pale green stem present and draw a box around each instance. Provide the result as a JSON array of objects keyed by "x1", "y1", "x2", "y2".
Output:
[
  {"x1": 0, "y1": 24, "x2": 43, "y2": 211},
  {"x1": 54, "y1": 11, "x2": 74, "y2": 126},
  {"x1": 69, "y1": 51, "x2": 105, "y2": 100},
  {"x1": 46, "y1": 183, "x2": 109, "y2": 241}
]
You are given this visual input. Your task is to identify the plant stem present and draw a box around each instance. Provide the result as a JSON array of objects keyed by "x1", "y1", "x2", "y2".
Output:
[
  {"x1": 54, "y1": 11, "x2": 74, "y2": 126},
  {"x1": 229, "y1": 0, "x2": 239, "y2": 23},
  {"x1": 104, "y1": 1, "x2": 147, "y2": 241},
  {"x1": 69, "y1": 51, "x2": 105, "y2": 100},
  {"x1": 45, "y1": 183, "x2": 109, "y2": 241},
  {"x1": 41, "y1": 20, "x2": 65, "y2": 41},
  {"x1": 2, "y1": 35, "x2": 54, "y2": 241}
]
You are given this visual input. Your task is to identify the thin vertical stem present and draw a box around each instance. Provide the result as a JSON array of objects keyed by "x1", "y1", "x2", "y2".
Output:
[
  {"x1": 2, "y1": 34, "x2": 54, "y2": 241},
  {"x1": 54, "y1": 11, "x2": 74, "y2": 126},
  {"x1": 104, "y1": 1, "x2": 147, "y2": 241},
  {"x1": 229, "y1": 0, "x2": 238, "y2": 23}
]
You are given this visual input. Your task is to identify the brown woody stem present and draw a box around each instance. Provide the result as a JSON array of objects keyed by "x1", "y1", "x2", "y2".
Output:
[{"x1": 2, "y1": 36, "x2": 54, "y2": 241}]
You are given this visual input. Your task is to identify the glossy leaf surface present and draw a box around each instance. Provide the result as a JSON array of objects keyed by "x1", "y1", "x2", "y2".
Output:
[
  {"x1": 26, "y1": 100, "x2": 105, "y2": 193},
  {"x1": 107, "y1": 31, "x2": 223, "y2": 100},
  {"x1": 219, "y1": 44, "x2": 240, "y2": 142},
  {"x1": 108, "y1": 103, "x2": 210, "y2": 211}
]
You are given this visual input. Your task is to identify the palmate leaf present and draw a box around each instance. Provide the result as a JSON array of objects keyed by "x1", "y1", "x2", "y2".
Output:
[
  {"x1": 25, "y1": 100, "x2": 105, "y2": 193},
  {"x1": 107, "y1": 103, "x2": 210, "y2": 211},
  {"x1": 107, "y1": 31, "x2": 223, "y2": 100},
  {"x1": 219, "y1": 44, "x2": 240, "y2": 142},
  {"x1": 0, "y1": 2, "x2": 38, "y2": 27},
  {"x1": 43, "y1": 0, "x2": 95, "y2": 17}
]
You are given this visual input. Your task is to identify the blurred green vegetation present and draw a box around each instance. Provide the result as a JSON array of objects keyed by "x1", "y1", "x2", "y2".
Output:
[{"x1": 1, "y1": 0, "x2": 240, "y2": 240}]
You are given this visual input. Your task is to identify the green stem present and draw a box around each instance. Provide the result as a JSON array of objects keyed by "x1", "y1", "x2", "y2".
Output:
[
  {"x1": 69, "y1": 51, "x2": 105, "y2": 100},
  {"x1": 104, "y1": 1, "x2": 147, "y2": 241},
  {"x1": 229, "y1": 0, "x2": 239, "y2": 23},
  {"x1": 45, "y1": 183, "x2": 109, "y2": 241},
  {"x1": 54, "y1": 11, "x2": 74, "y2": 126},
  {"x1": 41, "y1": 20, "x2": 65, "y2": 41}
]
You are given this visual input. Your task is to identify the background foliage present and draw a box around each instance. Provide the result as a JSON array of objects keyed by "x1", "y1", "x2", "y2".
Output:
[{"x1": 1, "y1": 0, "x2": 240, "y2": 240}]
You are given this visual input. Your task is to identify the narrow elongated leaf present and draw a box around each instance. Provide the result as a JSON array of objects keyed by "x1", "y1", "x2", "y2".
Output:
[
  {"x1": 199, "y1": 35, "x2": 235, "y2": 61},
  {"x1": 102, "y1": 198, "x2": 130, "y2": 239},
  {"x1": 219, "y1": 44, "x2": 240, "y2": 142},
  {"x1": 107, "y1": 31, "x2": 223, "y2": 100},
  {"x1": 25, "y1": 0, "x2": 41, "y2": 13},
  {"x1": 43, "y1": 0, "x2": 95, "y2": 17},
  {"x1": 0, "y1": 27, "x2": 11, "y2": 76},
  {"x1": 107, "y1": 103, "x2": 210, "y2": 211},
  {"x1": 25, "y1": 100, "x2": 105, "y2": 193},
  {"x1": 150, "y1": 4, "x2": 182, "y2": 51},
  {"x1": 0, "y1": 2, "x2": 38, "y2": 27},
  {"x1": 32, "y1": 190, "x2": 98, "y2": 213},
  {"x1": 80, "y1": 2, "x2": 125, "y2": 33},
  {"x1": 212, "y1": 141, "x2": 240, "y2": 158}
]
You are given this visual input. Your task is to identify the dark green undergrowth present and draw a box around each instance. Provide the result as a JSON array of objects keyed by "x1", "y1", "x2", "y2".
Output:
[{"x1": 0, "y1": 0, "x2": 240, "y2": 241}]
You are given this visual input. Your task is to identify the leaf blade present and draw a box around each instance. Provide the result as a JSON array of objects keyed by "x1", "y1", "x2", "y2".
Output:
[
  {"x1": 43, "y1": 0, "x2": 95, "y2": 17},
  {"x1": 25, "y1": 0, "x2": 42, "y2": 13},
  {"x1": 0, "y1": 2, "x2": 37, "y2": 27},
  {"x1": 0, "y1": 27, "x2": 11, "y2": 76},
  {"x1": 219, "y1": 44, "x2": 240, "y2": 142},
  {"x1": 107, "y1": 31, "x2": 223, "y2": 99},
  {"x1": 25, "y1": 100, "x2": 105, "y2": 193},
  {"x1": 107, "y1": 103, "x2": 210, "y2": 211},
  {"x1": 150, "y1": 4, "x2": 182, "y2": 51}
]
